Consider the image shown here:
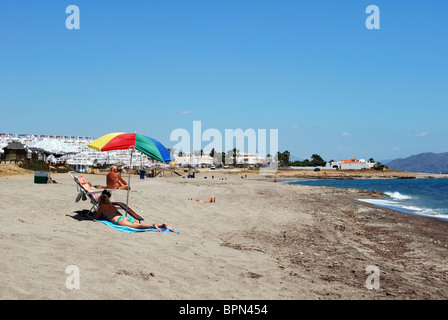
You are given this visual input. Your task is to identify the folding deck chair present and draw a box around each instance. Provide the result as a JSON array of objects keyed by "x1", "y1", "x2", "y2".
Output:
[{"x1": 68, "y1": 171, "x2": 145, "y2": 223}]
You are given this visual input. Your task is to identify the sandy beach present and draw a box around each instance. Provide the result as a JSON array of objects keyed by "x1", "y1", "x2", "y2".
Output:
[{"x1": 1, "y1": 166, "x2": 447, "y2": 300}]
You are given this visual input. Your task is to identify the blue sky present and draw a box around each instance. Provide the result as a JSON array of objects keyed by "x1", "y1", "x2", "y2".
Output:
[{"x1": 1, "y1": 0, "x2": 447, "y2": 161}]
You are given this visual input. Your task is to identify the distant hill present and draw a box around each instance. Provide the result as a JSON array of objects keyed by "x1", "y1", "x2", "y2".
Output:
[
  {"x1": 379, "y1": 159, "x2": 394, "y2": 165},
  {"x1": 387, "y1": 152, "x2": 448, "y2": 173}
]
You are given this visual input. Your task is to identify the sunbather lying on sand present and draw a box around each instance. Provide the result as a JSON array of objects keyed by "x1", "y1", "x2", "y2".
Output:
[
  {"x1": 93, "y1": 193, "x2": 174, "y2": 232},
  {"x1": 189, "y1": 195, "x2": 216, "y2": 203}
]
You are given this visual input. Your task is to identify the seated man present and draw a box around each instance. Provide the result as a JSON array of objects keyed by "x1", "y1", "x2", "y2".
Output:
[{"x1": 107, "y1": 165, "x2": 131, "y2": 190}]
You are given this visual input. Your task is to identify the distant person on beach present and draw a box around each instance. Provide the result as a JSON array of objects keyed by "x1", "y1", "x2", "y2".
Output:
[
  {"x1": 107, "y1": 165, "x2": 130, "y2": 190},
  {"x1": 93, "y1": 193, "x2": 174, "y2": 231},
  {"x1": 189, "y1": 195, "x2": 216, "y2": 203}
]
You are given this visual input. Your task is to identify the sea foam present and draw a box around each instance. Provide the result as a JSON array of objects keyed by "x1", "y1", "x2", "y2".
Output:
[{"x1": 385, "y1": 191, "x2": 412, "y2": 200}]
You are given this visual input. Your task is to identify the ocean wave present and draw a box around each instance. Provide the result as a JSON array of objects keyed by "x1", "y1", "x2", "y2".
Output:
[
  {"x1": 359, "y1": 198, "x2": 397, "y2": 206},
  {"x1": 358, "y1": 198, "x2": 448, "y2": 221},
  {"x1": 385, "y1": 191, "x2": 412, "y2": 200},
  {"x1": 286, "y1": 179, "x2": 448, "y2": 222},
  {"x1": 402, "y1": 205, "x2": 425, "y2": 212}
]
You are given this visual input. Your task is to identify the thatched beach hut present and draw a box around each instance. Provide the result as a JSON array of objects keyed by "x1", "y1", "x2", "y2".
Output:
[{"x1": 2, "y1": 141, "x2": 27, "y2": 162}]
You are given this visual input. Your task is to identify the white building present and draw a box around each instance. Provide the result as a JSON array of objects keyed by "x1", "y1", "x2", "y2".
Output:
[
  {"x1": 326, "y1": 158, "x2": 375, "y2": 170},
  {"x1": 1, "y1": 133, "x2": 269, "y2": 169},
  {"x1": 172, "y1": 152, "x2": 266, "y2": 167},
  {"x1": 0, "y1": 133, "x2": 162, "y2": 170}
]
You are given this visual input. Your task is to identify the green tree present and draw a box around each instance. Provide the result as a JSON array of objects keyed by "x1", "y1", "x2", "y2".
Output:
[
  {"x1": 226, "y1": 148, "x2": 239, "y2": 166},
  {"x1": 277, "y1": 150, "x2": 290, "y2": 167},
  {"x1": 301, "y1": 159, "x2": 312, "y2": 166},
  {"x1": 282, "y1": 150, "x2": 290, "y2": 166},
  {"x1": 311, "y1": 154, "x2": 326, "y2": 166}
]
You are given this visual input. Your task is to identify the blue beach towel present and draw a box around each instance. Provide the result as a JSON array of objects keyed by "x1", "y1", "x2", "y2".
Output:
[{"x1": 94, "y1": 219, "x2": 179, "y2": 234}]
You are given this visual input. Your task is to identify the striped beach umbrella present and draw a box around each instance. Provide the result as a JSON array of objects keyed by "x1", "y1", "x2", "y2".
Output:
[
  {"x1": 88, "y1": 132, "x2": 174, "y2": 216},
  {"x1": 87, "y1": 132, "x2": 174, "y2": 163}
]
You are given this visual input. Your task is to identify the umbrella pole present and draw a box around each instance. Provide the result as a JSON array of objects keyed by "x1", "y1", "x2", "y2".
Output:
[
  {"x1": 125, "y1": 148, "x2": 134, "y2": 216},
  {"x1": 47, "y1": 153, "x2": 51, "y2": 183}
]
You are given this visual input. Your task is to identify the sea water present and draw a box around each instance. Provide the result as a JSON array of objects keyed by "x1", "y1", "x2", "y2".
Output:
[{"x1": 283, "y1": 178, "x2": 448, "y2": 221}]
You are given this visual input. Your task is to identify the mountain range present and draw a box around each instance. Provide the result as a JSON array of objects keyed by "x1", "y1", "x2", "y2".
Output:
[{"x1": 386, "y1": 152, "x2": 448, "y2": 174}]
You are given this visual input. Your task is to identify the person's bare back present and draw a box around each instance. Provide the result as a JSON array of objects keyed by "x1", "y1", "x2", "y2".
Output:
[
  {"x1": 96, "y1": 203, "x2": 121, "y2": 223},
  {"x1": 106, "y1": 166, "x2": 130, "y2": 190}
]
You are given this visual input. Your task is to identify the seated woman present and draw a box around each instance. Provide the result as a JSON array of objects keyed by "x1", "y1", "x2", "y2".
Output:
[
  {"x1": 74, "y1": 175, "x2": 106, "y2": 191},
  {"x1": 189, "y1": 195, "x2": 216, "y2": 203},
  {"x1": 93, "y1": 193, "x2": 174, "y2": 232}
]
